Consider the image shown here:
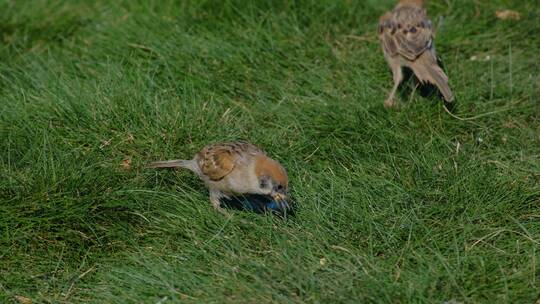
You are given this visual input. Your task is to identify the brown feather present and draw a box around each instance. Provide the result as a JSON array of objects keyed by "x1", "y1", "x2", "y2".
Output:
[
  {"x1": 379, "y1": 13, "x2": 399, "y2": 57},
  {"x1": 200, "y1": 150, "x2": 235, "y2": 181},
  {"x1": 409, "y1": 51, "x2": 454, "y2": 102},
  {"x1": 254, "y1": 156, "x2": 288, "y2": 187},
  {"x1": 147, "y1": 159, "x2": 193, "y2": 169},
  {"x1": 147, "y1": 160, "x2": 183, "y2": 168},
  {"x1": 197, "y1": 141, "x2": 263, "y2": 181}
]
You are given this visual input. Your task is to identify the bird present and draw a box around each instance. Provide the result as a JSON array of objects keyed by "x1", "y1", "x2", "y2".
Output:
[
  {"x1": 378, "y1": 0, "x2": 453, "y2": 108},
  {"x1": 148, "y1": 141, "x2": 290, "y2": 215}
]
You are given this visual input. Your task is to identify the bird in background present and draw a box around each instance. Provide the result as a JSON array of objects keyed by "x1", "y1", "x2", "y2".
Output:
[
  {"x1": 378, "y1": 0, "x2": 453, "y2": 107},
  {"x1": 148, "y1": 141, "x2": 290, "y2": 215}
]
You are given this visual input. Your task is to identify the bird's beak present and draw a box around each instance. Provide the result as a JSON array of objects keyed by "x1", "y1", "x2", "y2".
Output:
[
  {"x1": 272, "y1": 192, "x2": 286, "y2": 202},
  {"x1": 271, "y1": 192, "x2": 289, "y2": 210}
]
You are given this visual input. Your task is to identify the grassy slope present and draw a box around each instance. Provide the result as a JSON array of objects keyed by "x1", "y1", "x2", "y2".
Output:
[{"x1": 0, "y1": 0, "x2": 538, "y2": 303}]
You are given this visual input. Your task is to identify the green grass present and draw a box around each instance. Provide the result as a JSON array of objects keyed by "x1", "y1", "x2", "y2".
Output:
[{"x1": 1, "y1": 0, "x2": 539, "y2": 303}]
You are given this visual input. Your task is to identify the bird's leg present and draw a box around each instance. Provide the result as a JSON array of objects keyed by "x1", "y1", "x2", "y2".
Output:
[
  {"x1": 385, "y1": 65, "x2": 403, "y2": 108},
  {"x1": 209, "y1": 190, "x2": 230, "y2": 216}
]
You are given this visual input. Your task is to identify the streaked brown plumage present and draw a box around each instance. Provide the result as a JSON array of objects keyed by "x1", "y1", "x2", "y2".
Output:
[
  {"x1": 148, "y1": 141, "x2": 289, "y2": 214},
  {"x1": 379, "y1": 0, "x2": 453, "y2": 107}
]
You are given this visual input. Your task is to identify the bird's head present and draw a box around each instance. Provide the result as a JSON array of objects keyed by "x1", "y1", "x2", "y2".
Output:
[{"x1": 254, "y1": 156, "x2": 289, "y2": 207}]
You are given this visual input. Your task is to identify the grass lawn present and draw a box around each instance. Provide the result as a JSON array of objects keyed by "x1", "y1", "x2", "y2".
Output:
[{"x1": 1, "y1": 0, "x2": 539, "y2": 303}]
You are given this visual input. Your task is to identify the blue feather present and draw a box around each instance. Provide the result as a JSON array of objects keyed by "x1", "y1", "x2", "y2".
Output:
[{"x1": 220, "y1": 194, "x2": 292, "y2": 215}]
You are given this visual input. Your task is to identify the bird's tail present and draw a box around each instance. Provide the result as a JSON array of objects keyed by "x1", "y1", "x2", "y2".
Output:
[
  {"x1": 410, "y1": 52, "x2": 454, "y2": 102},
  {"x1": 147, "y1": 159, "x2": 197, "y2": 171}
]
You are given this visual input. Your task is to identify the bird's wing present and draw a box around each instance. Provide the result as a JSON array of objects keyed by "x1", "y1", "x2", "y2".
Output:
[
  {"x1": 379, "y1": 6, "x2": 433, "y2": 61},
  {"x1": 379, "y1": 12, "x2": 399, "y2": 57},
  {"x1": 197, "y1": 141, "x2": 263, "y2": 181}
]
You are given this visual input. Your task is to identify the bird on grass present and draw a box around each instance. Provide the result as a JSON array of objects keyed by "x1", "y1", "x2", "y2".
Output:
[
  {"x1": 148, "y1": 141, "x2": 290, "y2": 215},
  {"x1": 378, "y1": 0, "x2": 453, "y2": 108}
]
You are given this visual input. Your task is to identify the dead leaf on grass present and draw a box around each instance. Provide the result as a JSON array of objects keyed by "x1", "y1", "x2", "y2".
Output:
[
  {"x1": 495, "y1": 10, "x2": 521, "y2": 20},
  {"x1": 15, "y1": 295, "x2": 32, "y2": 304},
  {"x1": 121, "y1": 158, "x2": 132, "y2": 170}
]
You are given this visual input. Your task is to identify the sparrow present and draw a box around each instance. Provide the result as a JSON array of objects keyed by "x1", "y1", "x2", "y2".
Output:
[
  {"x1": 148, "y1": 141, "x2": 290, "y2": 214},
  {"x1": 378, "y1": 0, "x2": 453, "y2": 107}
]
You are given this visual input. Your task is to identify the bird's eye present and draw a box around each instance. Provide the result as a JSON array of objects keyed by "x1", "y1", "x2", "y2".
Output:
[{"x1": 276, "y1": 184, "x2": 284, "y2": 191}]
